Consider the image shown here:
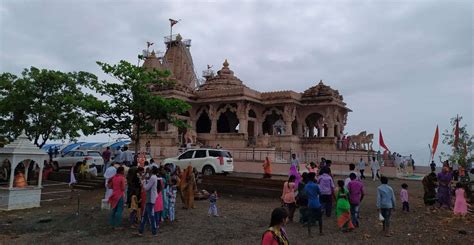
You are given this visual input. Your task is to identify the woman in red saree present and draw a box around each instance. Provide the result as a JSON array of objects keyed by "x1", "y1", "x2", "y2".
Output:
[{"x1": 108, "y1": 167, "x2": 126, "y2": 229}]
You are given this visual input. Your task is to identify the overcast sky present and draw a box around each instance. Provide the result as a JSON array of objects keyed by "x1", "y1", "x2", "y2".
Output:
[{"x1": 1, "y1": 0, "x2": 472, "y2": 165}]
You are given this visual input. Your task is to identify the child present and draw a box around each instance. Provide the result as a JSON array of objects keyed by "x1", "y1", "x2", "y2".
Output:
[
  {"x1": 400, "y1": 183, "x2": 409, "y2": 212},
  {"x1": 453, "y1": 183, "x2": 468, "y2": 217},
  {"x1": 168, "y1": 178, "x2": 177, "y2": 222},
  {"x1": 376, "y1": 176, "x2": 396, "y2": 237},
  {"x1": 208, "y1": 190, "x2": 219, "y2": 217},
  {"x1": 335, "y1": 180, "x2": 354, "y2": 232},
  {"x1": 129, "y1": 193, "x2": 139, "y2": 227}
]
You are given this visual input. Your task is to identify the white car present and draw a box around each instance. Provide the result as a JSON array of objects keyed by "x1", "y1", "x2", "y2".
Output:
[
  {"x1": 163, "y1": 148, "x2": 234, "y2": 176},
  {"x1": 52, "y1": 150, "x2": 104, "y2": 171}
]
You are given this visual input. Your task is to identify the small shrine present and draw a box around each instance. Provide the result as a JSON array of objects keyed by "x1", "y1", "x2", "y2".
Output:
[{"x1": 0, "y1": 132, "x2": 47, "y2": 210}]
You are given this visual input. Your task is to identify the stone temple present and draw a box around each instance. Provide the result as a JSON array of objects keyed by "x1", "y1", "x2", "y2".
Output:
[{"x1": 141, "y1": 34, "x2": 351, "y2": 158}]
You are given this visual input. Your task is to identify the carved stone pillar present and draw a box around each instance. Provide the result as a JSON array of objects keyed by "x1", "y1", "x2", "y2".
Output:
[
  {"x1": 238, "y1": 117, "x2": 248, "y2": 135},
  {"x1": 327, "y1": 121, "x2": 335, "y2": 137},
  {"x1": 283, "y1": 120, "x2": 292, "y2": 136},
  {"x1": 209, "y1": 105, "x2": 217, "y2": 134}
]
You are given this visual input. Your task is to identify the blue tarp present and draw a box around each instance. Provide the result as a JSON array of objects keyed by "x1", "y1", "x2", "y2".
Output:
[
  {"x1": 61, "y1": 142, "x2": 85, "y2": 154},
  {"x1": 109, "y1": 141, "x2": 131, "y2": 150}
]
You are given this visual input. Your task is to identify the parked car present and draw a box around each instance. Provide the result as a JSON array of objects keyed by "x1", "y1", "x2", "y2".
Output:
[
  {"x1": 52, "y1": 150, "x2": 104, "y2": 172},
  {"x1": 163, "y1": 148, "x2": 234, "y2": 176}
]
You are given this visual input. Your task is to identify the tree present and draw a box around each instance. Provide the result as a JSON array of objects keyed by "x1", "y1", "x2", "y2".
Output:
[
  {"x1": 93, "y1": 60, "x2": 190, "y2": 153},
  {"x1": 0, "y1": 67, "x2": 100, "y2": 147},
  {"x1": 441, "y1": 116, "x2": 473, "y2": 168}
]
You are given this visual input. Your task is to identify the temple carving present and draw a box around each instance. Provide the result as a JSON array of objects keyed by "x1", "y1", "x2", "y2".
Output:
[{"x1": 141, "y1": 34, "x2": 352, "y2": 156}]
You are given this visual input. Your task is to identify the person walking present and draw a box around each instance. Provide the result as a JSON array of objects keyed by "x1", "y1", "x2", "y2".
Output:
[
  {"x1": 318, "y1": 167, "x2": 335, "y2": 217},
  {"x1": 281, "y1": 175, "x2": 297, "y2": 222},
  {"x1": 102, "y1": 147, "x2": 112, "y2": 171},
  {"x1": 437, "y1": 167, "x2": 453, "y2": 208},
  {"x1": 138, "y1": 167, "x2": 158, "y2": 236},
  {"x1": 108, "y1": 167, "x2": 126, "y2": 230},
  {"x1": 121, "y1": 146, "x2": 133, "y2": 167},
  {"x1": 290, "y1": 154, "x2": 300, "y2": 172},
  {"x1": 376, "y1": 176, "x2": 396, "y2": 237},
  {"x1": 304, "y1": 172, "x2": 323, "y2": 236},
  {"x1": 262, "y1": 157, "x2": 272, "y2": 179},
  {"x1": 370, "y1": 157, "x2": 380, "y2": 181},
  {"x1": 358, "y1": 158, "x2": 366, "y2": 179},
  {"x1": 347, "y1": 173, "x2": 364, "y2": 227}
]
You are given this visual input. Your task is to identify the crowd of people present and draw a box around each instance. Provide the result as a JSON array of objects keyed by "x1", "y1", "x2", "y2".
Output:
[
  {"x1": 262, "y1": 155, "x2": 473, "y2": 244},
  {"x1": 102, "y1": 157, "x2": 209, "y2": 236}
]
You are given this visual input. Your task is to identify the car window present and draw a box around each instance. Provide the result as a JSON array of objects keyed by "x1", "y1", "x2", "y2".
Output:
[
  {"x1": 209, "y1": 150, "x2": 232, "y2": 158},
  {"x1": 194, "y1": 150, "x2": 207, "y2": 158},
  {"x1": 73, "y1": 151, "x2": 84, "y2": 157},
  {"x1": 64, "y1": 152, "x2": 74, "y2": 157},
  {"x1": 178, "y1": 150, "x2": 194, "y2": 160},
  {"x1": 87, "y1": 151, "x2": 101, "y2": 157}
]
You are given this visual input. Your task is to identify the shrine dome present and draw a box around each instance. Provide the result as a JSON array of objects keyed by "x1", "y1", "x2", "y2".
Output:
[{"x1": 198, "y1": 59, "x2": 249, "y2": 91}]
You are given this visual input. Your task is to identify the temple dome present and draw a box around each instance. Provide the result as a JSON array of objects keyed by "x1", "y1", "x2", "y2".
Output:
[
  {"x1": 142, "y1": 50, "x2": 167, "y2": 71},
  {"x1": 198, "y1": 59, "x2": 248, "y2": 91},
  {"x1": 302, "y1": 80, "x2": 344, "y2": 101}
]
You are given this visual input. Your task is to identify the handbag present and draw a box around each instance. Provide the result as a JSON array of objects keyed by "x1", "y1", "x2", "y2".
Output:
[{"x1": 378, "y1": 212, "x2": 385, "y2": 221}]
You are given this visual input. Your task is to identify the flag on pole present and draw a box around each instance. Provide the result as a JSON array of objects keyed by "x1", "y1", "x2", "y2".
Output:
[
  {"x1": 69, "y1": 167, "x2": 77, "y2": 186},
  {"x1": 169, "y1": 18, "x2": 179, "y2": 27},
  {"x1": 379, "y1": 129, "x2": 389, "y2": 151},
  {"x1": 431, "y1": 125, "x2": 439, "y2": 161},
  {"x1": 453, "y1": 115, "x2": 460, "y2": 149}
]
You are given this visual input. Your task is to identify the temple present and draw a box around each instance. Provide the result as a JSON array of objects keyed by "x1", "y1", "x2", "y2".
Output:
[{"x1": 141, "y1": 34, "x2": 352, "y2": 157}]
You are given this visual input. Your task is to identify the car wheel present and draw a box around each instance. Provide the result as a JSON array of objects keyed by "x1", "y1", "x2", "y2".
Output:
[{"x1": 202, "y1": 165, "x2": 214, "y2": 176}]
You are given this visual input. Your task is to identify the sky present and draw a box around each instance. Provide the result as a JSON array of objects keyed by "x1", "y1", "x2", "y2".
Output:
[{"x1": 1, "y1": 0, "x2": 472, "y2": 165}]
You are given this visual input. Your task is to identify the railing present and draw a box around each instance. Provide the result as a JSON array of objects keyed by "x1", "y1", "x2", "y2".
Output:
[{"x1": 228, "y1": 149, "x2": 374, "y2": 165}]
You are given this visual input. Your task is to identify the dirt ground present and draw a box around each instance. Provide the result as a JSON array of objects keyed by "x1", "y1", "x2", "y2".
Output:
[{"x1": 0, "y1": 177, "x2": 473, "y2": 245}]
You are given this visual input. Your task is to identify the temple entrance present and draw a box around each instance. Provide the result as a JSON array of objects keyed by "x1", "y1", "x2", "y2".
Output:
[
  {"x1": 262, "y1": 111, "x2": 283, "y2": 135},
  {"x1": 292, "y1": 119, "x2": 298, "y2": 136},
  {"x1": 217, "y1": 109, "x2": 239, "y2": 133},
  {"x1": 196, "y1": 111, "x2": 211, "y2": 133},
  {"x1": 305, "y1": 113, "x2": 324, "y2": 138},
  {"x1": 248, "y1": 121, "x2": 255, "y2": 137}
]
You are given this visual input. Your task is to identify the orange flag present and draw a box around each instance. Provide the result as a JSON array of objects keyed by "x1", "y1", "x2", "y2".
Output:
[{"x1": 431, "y1": 125, "x2": 439, "y2": 161}]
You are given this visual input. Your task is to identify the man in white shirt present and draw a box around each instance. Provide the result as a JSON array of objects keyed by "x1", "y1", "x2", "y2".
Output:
[
  {"x1": 358, "y1": 158, "x2": 366, "y2": 179},
  {"x1": 121, "y1": 146, "x2": 133, "y2": 167},
  {"x1": 103, "y1": 164, "x2": 117, "y2": 199},
  {"x1": 370, "y1": 156, "x2": 380, "y2": 181},
  {"x1": 344, "y1": 163, "x2": 360, "y2": 188}
]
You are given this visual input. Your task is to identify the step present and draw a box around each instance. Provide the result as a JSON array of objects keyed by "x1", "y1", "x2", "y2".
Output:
[{"x1": 73, "y1": 184, "x2": 96, "y2": 191}]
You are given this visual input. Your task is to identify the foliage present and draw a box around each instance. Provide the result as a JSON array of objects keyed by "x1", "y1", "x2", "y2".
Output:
[
  {"x1": 441, "y1": 116, "x2": 473, "y2": 168},
  {"x1": 0, "y1": 67, "x2": 100, "y2": 147},
  {"x1": 93, "y1": 60, "x2": 190, "y2": 151}
]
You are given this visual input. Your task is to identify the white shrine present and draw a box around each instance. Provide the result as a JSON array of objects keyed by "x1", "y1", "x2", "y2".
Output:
[{"x1": 0, "y1": 133, "x2": 47, "y2": 210}]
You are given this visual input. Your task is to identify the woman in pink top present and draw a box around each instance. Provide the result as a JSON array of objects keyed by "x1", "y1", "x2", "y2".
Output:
[
  {"x1": 108, "y1": 167, "x2": 126, "y2": 229},
  {"x1": 453, "y1": 183, "x2": 468, "y2": 216},
  {"x1": 281, "y1": 175, "x2": 297, "y2": 222}
]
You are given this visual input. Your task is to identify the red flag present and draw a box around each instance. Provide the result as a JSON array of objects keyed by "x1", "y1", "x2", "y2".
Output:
[
  {"x1": 453, "y1": 115, "x2": 459, "y2": 149},
  {"x1": 379, "y1": 129, "x2": 389, "y2": 151},
  {"x1": 431, "y1": 125, "x2": 439, "y2": 160},
  {"x1": 169, "y1": 18, "x2": 179, "y2": 27}
]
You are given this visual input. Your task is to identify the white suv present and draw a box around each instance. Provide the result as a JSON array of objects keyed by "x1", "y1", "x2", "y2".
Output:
[
  {"x1": 163, "y1": 149, "x2": 234, "y2": 175},
  {"x1": 52, "y1": 150, "x2": 104, "y2": 171}
]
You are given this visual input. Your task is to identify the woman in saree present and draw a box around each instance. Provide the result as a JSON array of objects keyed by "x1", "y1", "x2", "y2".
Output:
[
  {"x1": 437, "y1": 167, "x2": 453, "y2": 208},
  {"x1": 288, "y1": 164, "x2": 301, "y2": 188},
  {"x1": 335, "y1": 180, "x2": 354, "y2": 232},
  {"x1": 108, "y1": 167, "x2": 126, "y2": 230},
  {"x1": 179, "y1": 165, "x2": 189, "y2": 208},
  {"x1": 185, "y1": 165, "x2": 197, "y2": 209}
]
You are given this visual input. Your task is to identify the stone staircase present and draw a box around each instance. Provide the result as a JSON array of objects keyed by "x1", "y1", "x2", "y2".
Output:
[{"x1": 48, "y1": 171, "x2": 105, "y2": 190}]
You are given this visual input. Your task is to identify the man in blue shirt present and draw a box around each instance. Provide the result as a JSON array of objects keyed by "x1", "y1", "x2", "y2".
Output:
[
  {"x1": 376, "y1": 176, "x2": 396, "y2": 237},
  {"x1": 303, "y1": 172, "x2": 323, "y2": 236}
]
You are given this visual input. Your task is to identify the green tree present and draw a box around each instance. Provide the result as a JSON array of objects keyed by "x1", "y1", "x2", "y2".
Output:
[
  {"x1": 0, "y1": 67, "x2": 100, "y2": 147},
  {"x1": 441, "y1": 116, "x2": 473, "y2": 168},
  {"x1": 93, "y1": 60, "x2": 190, "y2": 153}
]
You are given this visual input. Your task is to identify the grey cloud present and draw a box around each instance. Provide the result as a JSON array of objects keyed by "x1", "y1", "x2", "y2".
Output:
[{"x1": 0, "y1": 0, "x2": 472, "y2": 164}]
